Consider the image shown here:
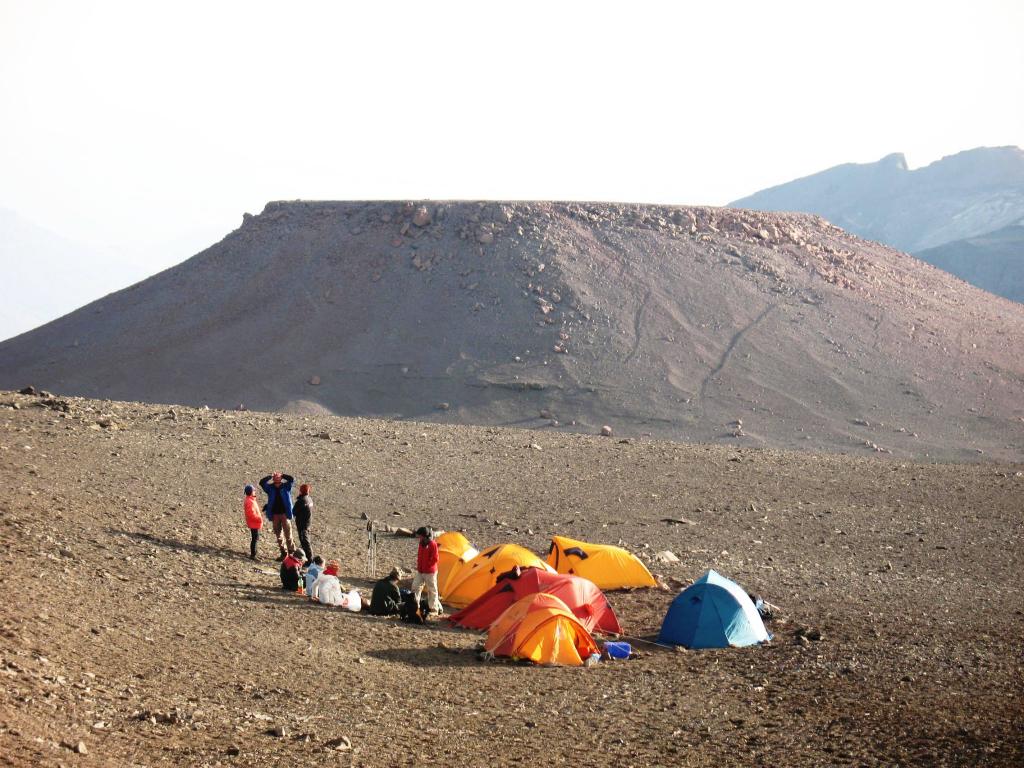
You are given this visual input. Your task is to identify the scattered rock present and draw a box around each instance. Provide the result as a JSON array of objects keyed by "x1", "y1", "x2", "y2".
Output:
[
  {"x1": 308, "y1": 376, "x2": 321, "y2": 386},
  {"x1": 412, "y1": 206, "x2": 432, "y2": 227},
  {"x1": 270, "y1": 725, "x2": 287, "y2": 738},
  {"x1": 326, "y1": 735, "x2": 352, "y2": 751},
  {"x1": 654, "y1": 550, "x2": 680, "y2": 564},
  {"x1": 600, "y1": 425, "x2": 613, "y2": 437},
  {"x1": 435, "y1": 402, "x2": 450, "y2": 411},
  {"x1": 226, "y1": 745, "x2": 241, "y2": 756}
]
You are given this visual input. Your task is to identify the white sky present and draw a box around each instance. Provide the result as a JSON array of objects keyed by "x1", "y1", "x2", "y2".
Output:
[{"x1": 1, "y1": 0, "x2": 1022, "y2": 339}]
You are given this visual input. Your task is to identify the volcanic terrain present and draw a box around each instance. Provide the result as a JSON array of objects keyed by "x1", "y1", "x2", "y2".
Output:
[
  {"x1": 2, "y1": 201, "x2": 1022, "y2": 462},
  {"x1": 0, "y1": 391, "x2": 1021, "y2": 766}
]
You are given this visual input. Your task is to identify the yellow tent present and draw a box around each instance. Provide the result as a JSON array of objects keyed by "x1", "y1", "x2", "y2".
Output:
[
  {"x1": 436, "y1": 531, "x2": 479, "y2": 596},
  {"x1": 546, "y1": 535, "x2": 657, "y2": 590},
  {"x1": 442, "y1": 543, "x2": 554, "y2": 608},
  {"x1": 484, "y1": 592, "x2": 600, "y2": 666}
]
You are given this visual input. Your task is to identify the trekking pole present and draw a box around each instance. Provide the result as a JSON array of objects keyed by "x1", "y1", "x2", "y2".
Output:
[{"x1": 366, "y1": 520, "x2": 378, "y2": 577}]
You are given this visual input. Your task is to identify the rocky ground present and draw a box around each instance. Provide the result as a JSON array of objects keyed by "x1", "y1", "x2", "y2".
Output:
[{"x1": 1, "y1": 390, "x2": 1021, "y2": 766}]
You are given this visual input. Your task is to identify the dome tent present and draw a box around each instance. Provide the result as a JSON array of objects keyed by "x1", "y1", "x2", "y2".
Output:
[
  {"x1": 658, "y1": 569, "x2": 769, "y2": 649},
  {"x1": 546, "y1": 535, "x2": 657, "y2": 590},
  {"x1": 449, "y1": 566, "x2": 622, "y2": 635},
  {"x1": 484, "y1": 592, "x2": 600, "y2": 666},
  {"x1": 441, "y1": 543, "x2": 554, "y2": 609},
  {"x1": 435, "y1": 531, "x2": 479, "y2": 596}
]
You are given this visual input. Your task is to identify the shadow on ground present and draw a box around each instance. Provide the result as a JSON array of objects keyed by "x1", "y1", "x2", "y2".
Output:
[
  {"x1": 111, "y1": 529, "x2": 252, "y2": 562},
  {"x1": 365, "y1": 646, "x2": 486, "y2": 668}
]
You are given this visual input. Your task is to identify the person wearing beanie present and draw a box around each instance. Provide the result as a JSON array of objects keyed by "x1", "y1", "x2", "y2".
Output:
[
  {"x1": 412, "y1": 527, "x2": 442, "y2": 615},
  {"x1": 259, "y1": 471, "x2": 296, "y2": 561},
  {"x1": 310, "y1": 559, "x2": 350, "y2": 607},
  {"x1": 292, "y1": 483, "x2": 314, "y2": 563},
  {"x1": 369, "y1": 567, "x2": 403, "y2": 616},
  {"x1": 243, "y1": 484, "x2": 263, "y2": 560}
]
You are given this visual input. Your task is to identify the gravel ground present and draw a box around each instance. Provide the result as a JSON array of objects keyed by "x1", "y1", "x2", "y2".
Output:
[{"x1": 1, "y1": 391, "x2": 1021, "y2": 766}]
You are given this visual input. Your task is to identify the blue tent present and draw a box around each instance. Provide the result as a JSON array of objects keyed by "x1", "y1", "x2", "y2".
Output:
[{"x1": 658, "y1": 570, "x2": 769, "y2": 648}]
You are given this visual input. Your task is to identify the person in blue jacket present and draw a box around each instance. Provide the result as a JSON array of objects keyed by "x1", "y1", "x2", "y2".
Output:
[{"x1": 259, "y1": 471, "x2": 296, "y2": 561}]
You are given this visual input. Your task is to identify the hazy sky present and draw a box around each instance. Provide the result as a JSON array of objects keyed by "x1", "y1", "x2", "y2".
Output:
[{"x1": 1, "y1": 0, "x2": 1022, "y2": 339}]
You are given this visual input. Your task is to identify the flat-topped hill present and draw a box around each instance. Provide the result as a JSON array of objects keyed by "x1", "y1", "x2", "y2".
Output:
[{"x1": 2, "y1": 200, "x2": 1022, "y2": 460}]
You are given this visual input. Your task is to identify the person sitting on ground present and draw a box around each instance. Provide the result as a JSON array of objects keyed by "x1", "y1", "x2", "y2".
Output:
[
  {"x1": 311, "y1": 560, "x2": 363, "y2": 611},
  {"x1": 412, "y1": 526, "x2": 443, "y2": 616},
  {"x1": 292, "y1": 483, "x2": 314, "y2": 563},
  {"x1": 243, "y1": 484, "x2": 263, "y2": 560},
  {"x1": 304, "y1": 555, "x2": 324, "y2": 596},
  {"x1": 310, "y1": 559, "x2": 343, "y2": 605},
  {"x1": 369, "y1": 568, "x2": 403, "y2": 616},
  {"x1": 280, "y1": 549, "x2": 306, "y2": 592},
  {"x1": 259, "y1": 471, "x2": 296, "y2": 561}
]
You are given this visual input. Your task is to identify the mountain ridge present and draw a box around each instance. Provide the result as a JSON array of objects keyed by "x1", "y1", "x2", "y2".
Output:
[{"x1": 730, "y1": 146, "x2": 1024, "y2": 250}]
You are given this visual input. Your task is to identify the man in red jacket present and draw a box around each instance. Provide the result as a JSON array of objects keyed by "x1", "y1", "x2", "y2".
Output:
[{"x1": 412, "y1": 526, "x2": 442, "y2": 616}]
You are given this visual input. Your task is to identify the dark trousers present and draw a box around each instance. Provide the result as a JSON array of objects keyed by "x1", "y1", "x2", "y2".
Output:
[
  {"x1": 296, "y1": 525, "x2": 312, "y2": 562},
  {"x1": 249, "y1": 529, "x2": 259, "y2": 559}
]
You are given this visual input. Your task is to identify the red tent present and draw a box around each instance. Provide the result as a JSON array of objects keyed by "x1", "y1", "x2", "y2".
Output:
[{"x1": 448, "y1": 566, "x2": 622, "y2": 635}]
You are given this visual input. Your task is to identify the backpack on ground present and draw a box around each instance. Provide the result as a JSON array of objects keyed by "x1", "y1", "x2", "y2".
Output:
[{"x1": 399, "y1": 590, "x2": 430, "y2": 625}]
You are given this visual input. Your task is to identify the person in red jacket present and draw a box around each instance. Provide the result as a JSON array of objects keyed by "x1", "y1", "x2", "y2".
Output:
[
  {"x1": 412, "y1": 526, "x2": 442, "y2": 615},
  {"x1": 243, "y1": 484, "x2": 263, "y2": 560}
]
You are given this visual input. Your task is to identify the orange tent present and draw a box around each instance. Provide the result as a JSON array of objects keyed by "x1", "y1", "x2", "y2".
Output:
[
  {"x1": 546, "y1": 535, "x2": 657, "y2": 590},
  {"x1": 435, "y1": 531, "x2": 479, "y2": 596},
  {"x1": 484, "y1": 593, "x2": 600, "y2": 666},
  {"x1": 441, "y1": 543, "x2": 554, "y2": 609},
  {"x1": 449, "y1": 566, "x2": 622, "y2": 635}
]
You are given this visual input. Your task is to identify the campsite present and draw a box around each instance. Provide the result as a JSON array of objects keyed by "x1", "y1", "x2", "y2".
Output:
[{"x1": 1, "y1": 391, "x2": 1021, "y2": 766}]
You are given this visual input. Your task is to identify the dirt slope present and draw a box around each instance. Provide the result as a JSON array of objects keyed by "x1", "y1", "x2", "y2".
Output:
[
  {"x1": 1, "y1": 201, "x2": 1023, "y2": 461},
  {"x1": 1, "y1": 392, "x2": 1022, "y2": 767}
]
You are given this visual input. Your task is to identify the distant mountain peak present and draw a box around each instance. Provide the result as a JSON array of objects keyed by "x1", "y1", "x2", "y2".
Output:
[
  {"x1": 729, "y1": 146, "x2": 1024, "y2": 271},
  {"x1": 878, "y1": 152, "x2": 909, "y2": 171}
]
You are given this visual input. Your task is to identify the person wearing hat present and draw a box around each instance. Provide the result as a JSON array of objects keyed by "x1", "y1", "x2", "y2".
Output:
[
  {"x1": 412, "y1": 527, "x2": 442, "y2": 616},
  {"x1": 292, "y1": 483, "x2": 314, "y2": 563},
  {"x1": 310, "y1": 559, "x2": 344, "y2": 605},
  {"x1": 369, "y1": 568, "x2": 403, "y2": 616},
  {"x1": 259, "y1": 471, "x2": 296, "y2": 561},
  {"x1": 243, "y1": 484, "x2": 263, "y2": 560}
]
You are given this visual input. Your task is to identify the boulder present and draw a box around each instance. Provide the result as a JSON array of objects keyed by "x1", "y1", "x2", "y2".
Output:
[{"x1": 412, "y1": 206, "x2": 432, "y2": 227}]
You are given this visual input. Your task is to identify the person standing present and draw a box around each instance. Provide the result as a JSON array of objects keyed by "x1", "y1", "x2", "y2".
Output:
[
  {"x1": 293, "y1": 483, "x2": 314, "y2": 562},
  {"x1": 412, "y1": 527, "x2": 442, "y2": 616},
  {"x1": 243, "y1": 484, "x2": 263, "y2": 560},
  {"x1": 259, "y1": 471, "x2": 296, "y2": 561}
]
